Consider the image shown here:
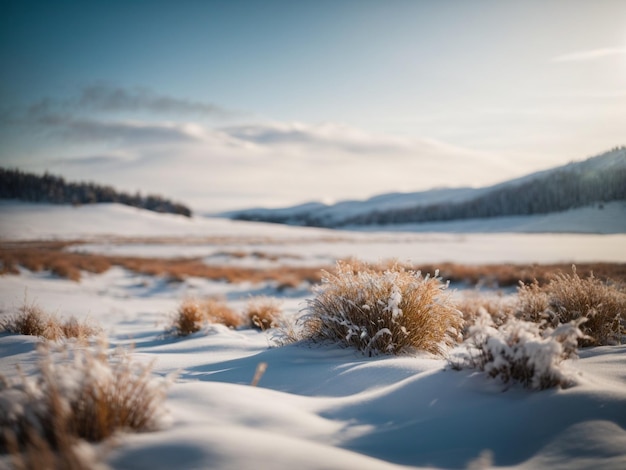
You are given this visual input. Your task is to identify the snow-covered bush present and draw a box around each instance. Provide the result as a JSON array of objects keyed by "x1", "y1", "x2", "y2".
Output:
[
  {"x1": 517, "y1": 267, "x2": 626, "y2": 346},
  {"x1": 457, "y1": 312, "x2": 585, "y2": 389},
  {"x1": 0, "y1": 340, "x2": 169, "y2": 456},
  {"x1": 301, "y1": 261, "x2": 462, "y2": 356},
  {"x1": 245, "y1": 296, "x2": 282, "y2": 331},
  {"x1": 455, "y1": 291, "x2": 516, "y2": 335}
]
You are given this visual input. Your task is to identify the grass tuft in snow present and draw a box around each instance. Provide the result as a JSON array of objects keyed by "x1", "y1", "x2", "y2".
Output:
[
  {"x1": 300, "y1": 261, "x2": 462, "y2": 356},
  {"x1": 1, "y1": 340, "x2": 168, "y2": 457},
  {"x1": 169, "y1": 297, "x2": 243, "y2": 336},
  {"x1": 517, "y1": 266, "x2": 626, "y2": 346},
  {"x1": 245, "y1": 296, "x2": 283, "y2": 331},
  {"x1": 454, "y1": 311, "x2": 585, "y2": 389},
  {"x1": 0, "y1": 300, "x2": 101, "y2": 342},
  {"x1": 203, "y1": 298, "x2": 242, "y2": 328},
  {"x1": 170, "y1": 299, "x2": 205, "y2": 336}
]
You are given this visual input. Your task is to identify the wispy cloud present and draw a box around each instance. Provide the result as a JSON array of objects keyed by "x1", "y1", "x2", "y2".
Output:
[
  {"x1": 27, "y1": 84, "x2": 235, "y2": 118},
  {"x1": 552, "y1": 47, "x2": 626, "y2": 62},
  {"x1": 221, "y1": 122, "x2": 414, "y2": 155},
  {"x1": 34, "y1": 114, "x2": 200, "y2": 145},
  {"x1": 1, "y1": 86, "x2": 535, "y2": 210}
]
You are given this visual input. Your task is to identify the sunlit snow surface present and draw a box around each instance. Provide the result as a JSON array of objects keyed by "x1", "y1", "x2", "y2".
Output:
[{"x1": 1, "y1": 203, "x2": 625, "y2": 469}]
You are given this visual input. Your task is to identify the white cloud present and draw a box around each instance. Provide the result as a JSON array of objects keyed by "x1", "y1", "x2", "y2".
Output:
[
  {"x1": 35, "y1": 115, "x2": 201, "y2": 146},
  {"x1": 38, "y1": 118, "x2": 526, "y2": 211},
  {"x1": 220, "y1": 121, "x2": 415, "y2": 155},
  {"x1": 3, "y1": 90, "x2": 570, "y2": 212},
  {"x1": 552, "y1": 47, "x2": 626, "y2": 62}
]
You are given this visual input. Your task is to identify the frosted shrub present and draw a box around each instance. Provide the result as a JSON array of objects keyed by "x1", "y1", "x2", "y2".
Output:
[
  {"x1": 0, "y1": 340, "x2": 168, "y2": 456},
  {"x1": 517, "y1": 267, "x2": 626, "y2": 346},
  {"x1": 301, "y1": 261, "x2": 462, "y2": 356},
  {"x1": 458, "y1": 312, "x2": 585, "y2": 389},
  {"x1": 455, "y1": 291, "x2": 516, "y2": 335}
]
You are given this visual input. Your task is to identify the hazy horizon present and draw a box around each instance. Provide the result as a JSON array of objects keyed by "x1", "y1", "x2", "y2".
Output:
[{"x1": 1, "y1": 0, "x2": 625, "y2": 211}]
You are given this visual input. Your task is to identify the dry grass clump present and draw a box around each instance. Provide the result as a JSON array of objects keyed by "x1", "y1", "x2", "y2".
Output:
[
  {"x1": 1, "y1": 301, "x2": 100, "y2": 342},
  {"x1": 203, "y1": 298, "x2": 242, "y2": 328},
  {"x1": 1, "y1": 341, "x2": 167, "y2": 463},
  {"x1": 171, "y1": 300, "x2": 205, "y2": 336},
  {"x1": 454, "y1": 311, "x2": 585, "y2": 389},
  {"x1": 517, "y1": 267, "x2": 626, "y2": 346},
  {"x1": 245, "y1": 297, "x2": 282, "y2": 331},
  {"x1": 170, "y1": 298, "x2": 243, "y2": 336},
  {"x1": 301, "y1": 261, "x2": 462, "y2": 356},
  {"x1": 1, "y1": 302, "x2": 62, "y2": 340},
  {"x1": 418, "y1": 262, "x2": 626, "y2": 288}
]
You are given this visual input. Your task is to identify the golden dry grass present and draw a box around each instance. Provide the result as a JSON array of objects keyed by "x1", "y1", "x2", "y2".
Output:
[
  {"x1": 2, "y1": 240, "x2": 625, "y2": 288},
  {"x1": 245, "y1": 297, "x2": 282, "y2": 331},
  {"x1": 0, "y1": 301, "x2": 100, "y2": 342},
  {"x1": 170, "y1": 297, "x2": 243, "y2": 336},
  {"x1": 0, "y1": 241, "x2": 323, "y2": 285},
  {"x1": 517, "y1": 267, "x2": 626, "y2": 346},
  {"x1": 0, "y1": 241, "x2": 110, "y2": 282},
  {"x1": 203, "y1": 298, "x2": 242, "y2": 328},
  {"x1": 301, "y1": 261, "x2": 463, "y2": 356},
  {"x1": 1, "y1": 341, "x2": 167, "y2": 464},
  {"x1": 171, "y1": 300, "x2": 205, "y2": 336}
]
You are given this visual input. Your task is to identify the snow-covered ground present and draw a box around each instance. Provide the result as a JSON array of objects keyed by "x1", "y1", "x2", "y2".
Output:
[
  {"x1": 1, "y1": 202, "x2": 626, "y2": 264},
  {"x1": 347, "y1": 201, "x2": 626, "y2": 235},
  {"x1": 1, "y1": 202, "x2": 625, "y2": 469}
]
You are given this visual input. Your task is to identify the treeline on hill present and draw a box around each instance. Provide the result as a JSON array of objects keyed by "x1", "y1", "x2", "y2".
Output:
[
  {"x1": 234, "y1": 148, "x2": 626, "y2": 227},
  {"x1": 344, "y1": 160, "x2": 626, "y2": 227},
  {"x1": 0, "y1": 168, "x2": 192, "y2": 217}
]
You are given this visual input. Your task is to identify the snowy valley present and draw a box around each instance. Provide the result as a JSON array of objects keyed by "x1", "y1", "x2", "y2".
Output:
[{"x1": 0, "y1": 202, "x2": 625, "y2": 469}]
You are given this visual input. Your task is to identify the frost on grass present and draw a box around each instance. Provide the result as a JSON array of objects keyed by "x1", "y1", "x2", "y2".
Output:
[
  {"x1": 455, "y1": 291, "x2": 516, "y2": 335},
  {"x1": 517, "y1": 266, "x2": 626, "y2": 346},
  {"x1": 0, "y1": 340, "x2": 169, "y2": 460},
  {"x1": 454, "y1": 311, "x2": 585, "y2": 389},
  {"x1": 300, "y1": 261, "x2": 462, "y2": 356}
]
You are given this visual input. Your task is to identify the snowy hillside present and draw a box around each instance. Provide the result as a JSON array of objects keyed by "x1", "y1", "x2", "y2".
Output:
[{"x1": 227, "y1": 147, "x2": 626, "y2": 229}]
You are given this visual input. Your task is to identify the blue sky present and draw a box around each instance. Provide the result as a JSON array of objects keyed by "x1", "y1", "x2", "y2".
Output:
[{"x1": 1, "y1": 0, "x2": 625, "y2": 211}]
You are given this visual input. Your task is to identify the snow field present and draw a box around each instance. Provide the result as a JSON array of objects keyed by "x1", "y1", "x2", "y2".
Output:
[{"x1": 1, "y1": 203, "x2": 625, "y2": 469}]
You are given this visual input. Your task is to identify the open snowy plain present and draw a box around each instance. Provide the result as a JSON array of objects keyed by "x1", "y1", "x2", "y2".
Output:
[{"x1": 1, "y1": 202, "x2": 625, "y2": 469}]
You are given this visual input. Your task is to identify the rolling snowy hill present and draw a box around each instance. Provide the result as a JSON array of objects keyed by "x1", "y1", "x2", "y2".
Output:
[{"x1": 227, "y1": 147, "x2": 626, "y2": 229}]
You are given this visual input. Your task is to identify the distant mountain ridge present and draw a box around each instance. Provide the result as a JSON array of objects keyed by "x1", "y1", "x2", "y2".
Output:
[{"x1": 227, "y1": 147, "x2": 626, "y2": 228}]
